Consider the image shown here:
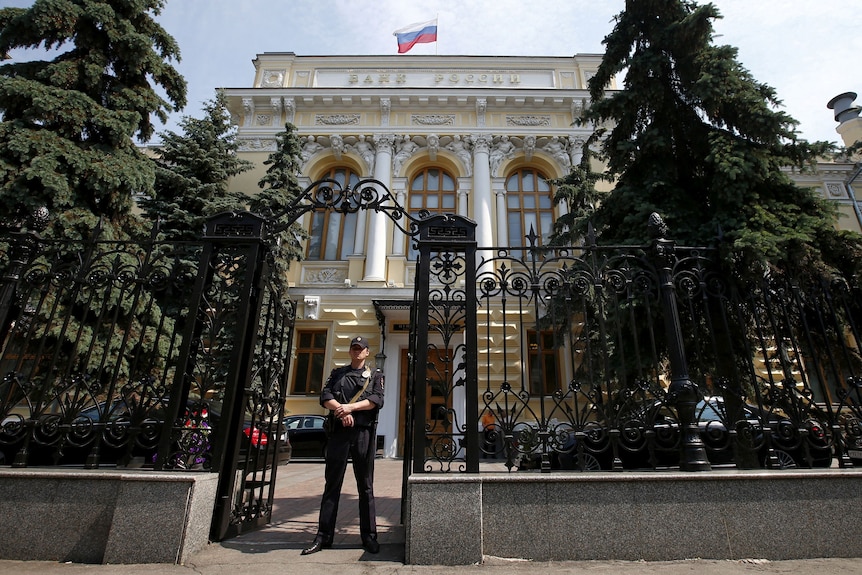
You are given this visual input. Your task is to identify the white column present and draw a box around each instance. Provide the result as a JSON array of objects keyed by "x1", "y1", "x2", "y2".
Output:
[
  {"x1": 365, "y1": 133, "x2": 394, "y2": 281},
  {"x1": 494, "y1": 181, "x2": 508, "y2": 247},
  {"x1": 457, "y1": 178, "x2": 471, "y2": 218},
  {"x1": 471, "y1": 134, "x2": 494, "y2": 247},
  {"x1": 391, "y1": 178, "x2": 407, "y2": 257},
  {"x1": 557, "y1": 196, "x2": 570, "y2": 219},
  {"x1": 352, "y1": 180, "x2": 368, "y2": 256}
]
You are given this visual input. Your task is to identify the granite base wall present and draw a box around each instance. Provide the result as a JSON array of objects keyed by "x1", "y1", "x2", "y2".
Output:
[
  {"x1": 0, "y1": 469, "x2": 218, "y2": 564},
  {"x1": 406, "y1": 469, "x2": 862, "y2": 565}
]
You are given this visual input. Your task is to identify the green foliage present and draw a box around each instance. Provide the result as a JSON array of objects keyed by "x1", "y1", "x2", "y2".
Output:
[
  {"x1": 583, "y1": 0, "x2": 862, "y2": 281},
  {"x1": 0, "y1": 0, "x2": 186, "y2": 241},
  {"x1": 140, "y1": 90, "x2": 252, "y2": 241},
  {"x1": 250, "y1": 122, "x2": 309, "y2": 279},
  {"x1": 550, "y1": 130, "x2": 608, "y2": 244},
  {"x1": 0, "y1": 2, "x2": 191, "y2": 447}
]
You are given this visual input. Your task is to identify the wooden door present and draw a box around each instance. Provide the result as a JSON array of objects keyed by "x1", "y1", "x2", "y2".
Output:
[{"x1": 398, "y1": 347, "x2": 452, "y2": 458}]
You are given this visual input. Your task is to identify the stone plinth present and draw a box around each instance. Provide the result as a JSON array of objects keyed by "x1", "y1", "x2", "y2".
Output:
[
  {"x1": 406, "y1": 469, "x2": 862, "y2": 565},
  {"x1": 0, "y1": 468, "x2": 218, "y2": 564}
]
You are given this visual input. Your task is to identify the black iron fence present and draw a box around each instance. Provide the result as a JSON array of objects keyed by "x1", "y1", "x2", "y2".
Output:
[
  {"x1": 5, "y1": 202, "x2": 862, "y2": 486},
  {"x1": 409, "y1": 215, "x2": 862, "y2": 473},
  {"x1": 0, "y1": 214, "x2": 294, "y2": 540},
  {"x1": 0, "y1": 177, "x2": 418, "y2": 540},
  {"x1": 0, "y1": 224, "x2": 196, "y2": 469}
]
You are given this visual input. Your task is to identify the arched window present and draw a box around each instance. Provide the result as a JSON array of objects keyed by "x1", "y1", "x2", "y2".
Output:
[
  {"x1": 407, "y1": 167, "x2": 457, "y2": 260},
  {"x1": 506, "y1": 168, "x2": 554, "y2": 248},
  {"x1": 306, "y1": 167, "x2": 359, "y2": 260}
]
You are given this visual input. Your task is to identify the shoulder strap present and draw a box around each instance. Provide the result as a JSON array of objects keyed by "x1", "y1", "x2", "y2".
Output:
[{"x1": 348, "y1": 376, "x2": 371, "y2": 404}]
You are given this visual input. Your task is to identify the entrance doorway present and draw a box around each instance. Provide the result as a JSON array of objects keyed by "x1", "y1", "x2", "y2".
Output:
[{"x1": 398, "y1": 347, "x2": 452, "y2": 458}]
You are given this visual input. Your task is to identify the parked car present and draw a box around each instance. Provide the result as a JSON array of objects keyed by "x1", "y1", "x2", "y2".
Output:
[
  {"x1": 284, "y1": 414, "x2": 328, "y2": 459},
  {"x1": 513, "y1": 419, "x2": 613, "y2": 471},
  {"x1": 0, "y1": 398, "x2": 291, "y2": 469},
  {"x1": 618, "y1": 396, "x2": 833, "y2": 470},
  {"x1": 512, "y1": 396, "x2": 833, "y2": 472},
  {"x1": 173, "y1": 400, "x2": 292, "y2": 470},
  {"x1": 0, "y1": 399, "x2": 158, "y2": 467}
]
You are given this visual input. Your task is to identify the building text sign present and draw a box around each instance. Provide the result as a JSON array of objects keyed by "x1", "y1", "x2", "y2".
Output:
[{"x1": 314, "y1": 69, "x2": 557, "y2": 89}]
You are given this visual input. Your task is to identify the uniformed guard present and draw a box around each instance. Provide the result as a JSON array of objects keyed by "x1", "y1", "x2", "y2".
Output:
[{"x1": 301, "y1": 335, "x2": 385, "y2": 555}]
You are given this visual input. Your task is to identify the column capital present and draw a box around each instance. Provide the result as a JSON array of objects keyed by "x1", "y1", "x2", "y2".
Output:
[
  {"x1": 373, "y1": 133, "x2": 396, "y2": 153},
  {"x1": 470, "y1": 133, "x2": 492, "y2": 154}
]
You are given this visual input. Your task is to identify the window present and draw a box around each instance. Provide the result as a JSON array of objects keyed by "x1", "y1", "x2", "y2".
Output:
[
  {"x1": 527, "y1": 330, "x2": 560, "y2": 396},
  {"x1": 291, "y1": 330, "x2": 328, "y2": 395},
  {"x1": 506, "y1": 168, "x2": 554, "y2": 249},
  {"x1": 307, "y1": 167, "x2": 359, "y2": 260},
  {"x1": 407, "y1": 167, "x2": 457, "y2": 260}
]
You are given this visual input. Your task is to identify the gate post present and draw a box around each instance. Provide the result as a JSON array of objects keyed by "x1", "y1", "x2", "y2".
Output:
[
  {"x1": 0, "y1": 231, "x2": 40, "y2": 347},
  {"x1": 154, "y1": 211, "x2": 280, "y2": 539},
  {"x1": 412, "y1": 214, "x2": 479, "y2": 473},
  {"x1": 649, "y1": 213, "x2": 711, "y2": 471}
]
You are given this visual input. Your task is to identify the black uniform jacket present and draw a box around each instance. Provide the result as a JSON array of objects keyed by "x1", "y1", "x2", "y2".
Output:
[{"x1": 320, "y1": 365, "x2": 385, "y2": 429}]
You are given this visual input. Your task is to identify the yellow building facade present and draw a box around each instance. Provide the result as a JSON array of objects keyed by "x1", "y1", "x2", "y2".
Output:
[
  {"x1": 224, "y1": 54, "x2": 861, "y2": 458},
  {"x1": 225, "y1": 54, "x2": 611, "y2": 457}
]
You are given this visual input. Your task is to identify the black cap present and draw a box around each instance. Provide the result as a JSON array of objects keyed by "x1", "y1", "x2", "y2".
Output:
[{"x1": 350, "y1": 336, "x2": 369, "y2": 350}]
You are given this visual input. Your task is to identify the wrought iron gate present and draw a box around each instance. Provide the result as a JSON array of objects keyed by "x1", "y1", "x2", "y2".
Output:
[
  {"x1": 0, "y1": 177, "x2": 419, "y2": 541},
  {"x1": 406, "y1": 214, "x2": 479, "y2": 473},
  {"x1": 179, "y1": 212, "x2": 296, "y2": 540}
]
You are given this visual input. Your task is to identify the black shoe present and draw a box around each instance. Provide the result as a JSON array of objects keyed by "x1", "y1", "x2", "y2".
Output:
[
  {"x1": 362, "y1": 536, "x2": 380, "y2": 554},
  {"x1": 301, "y1": 537, "x2": 331, "y2": 555}
]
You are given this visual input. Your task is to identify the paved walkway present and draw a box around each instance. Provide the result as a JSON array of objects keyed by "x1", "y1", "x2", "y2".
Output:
[
  {"x1": 262, "y1": 456, "x2": 407, "y2": 550},
  {"x1": 3, "y1": 458, "x2": 862, "y2": 574}
]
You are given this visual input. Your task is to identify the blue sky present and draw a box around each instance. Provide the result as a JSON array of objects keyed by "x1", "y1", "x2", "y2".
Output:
[{"x1": 2, "y1": 0, "x2": 860, "y2": 146}]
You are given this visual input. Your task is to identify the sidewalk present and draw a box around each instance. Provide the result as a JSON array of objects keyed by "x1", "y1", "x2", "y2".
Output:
[{"x1": 2, "y1": 458, "x2": 862, "y2": 575}]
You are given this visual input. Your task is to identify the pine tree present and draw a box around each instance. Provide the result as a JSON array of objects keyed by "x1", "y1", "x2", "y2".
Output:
[
  {"x1": 141, "y1": 90, "x2": 252, "y2": 241},
  {"x1": 550, "y1": 130, "x2": 608, "y2": 244},
  {"x1": 584, "y1": 0, "x2": 862, "y2": 280},
  {"x1": 0, "y1": 0, "x2": 186, "y2": 240},
  {"x1": 251, "y1": 122, "x2": 310, "y2": 279}
]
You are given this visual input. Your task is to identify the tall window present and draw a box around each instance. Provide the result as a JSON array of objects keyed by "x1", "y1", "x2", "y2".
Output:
[
  {"x1": 527, "y1": 330, "x2": 561, "y2": 396},
  {"x1": 506, "y1": 168, "x2": 554, "y2": 249},
  {"x1": 291, "y1": 330, "x2": 328, "y2": 395},
  {"x1": 407, "y1": 167, "x2": 457, "y2": 259},
  {"x1": 307, "y1": 167, "x2": 359, "y2": 260}
]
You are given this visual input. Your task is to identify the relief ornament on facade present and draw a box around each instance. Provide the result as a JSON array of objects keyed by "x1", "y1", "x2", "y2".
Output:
[
  {"x1": 490, "y1": 135, "x2": 515, "y2": 177},
  {"x1": 304, "y1": 268, "x2": 347, "y2": 284},
  {"x1": 506, "y1": 115, "x2": 551, "y2": 127},
  {"x1": 352, "y1": 135, "x2": 376, "y2": 173},
  {"x1": 446, "y1": 135, "x2": 473, "y2": 176},
  {"x1": 315, "y1": 114, "x2": 361, "y2": 126},
  {"x1": 261, "y1": 70, "x2": 285, "y2": 87},
  {"x1": 393, "y1": 136, "x2": 419, "y2": 175},
  {"x1": 412, "y1": 114, "x2": 455, "y2": 126},
  {"x1": 237, "y1": 138, "x2": 277, "y2": 152}
]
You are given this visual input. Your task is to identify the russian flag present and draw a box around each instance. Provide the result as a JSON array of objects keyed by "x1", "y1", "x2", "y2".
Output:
[{"x1": 393, "y1": 18, "x2": 438, "y2": 54}]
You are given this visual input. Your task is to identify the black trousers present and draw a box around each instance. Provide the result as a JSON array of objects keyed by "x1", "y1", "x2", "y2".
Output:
[{"x1": 315, "y1": 425, "x2": 377, "y2": 542}]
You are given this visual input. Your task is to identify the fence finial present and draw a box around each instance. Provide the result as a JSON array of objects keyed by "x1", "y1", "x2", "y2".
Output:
[{"x1": 648, "y1": 212, "x2": 668, "y2": 239}]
